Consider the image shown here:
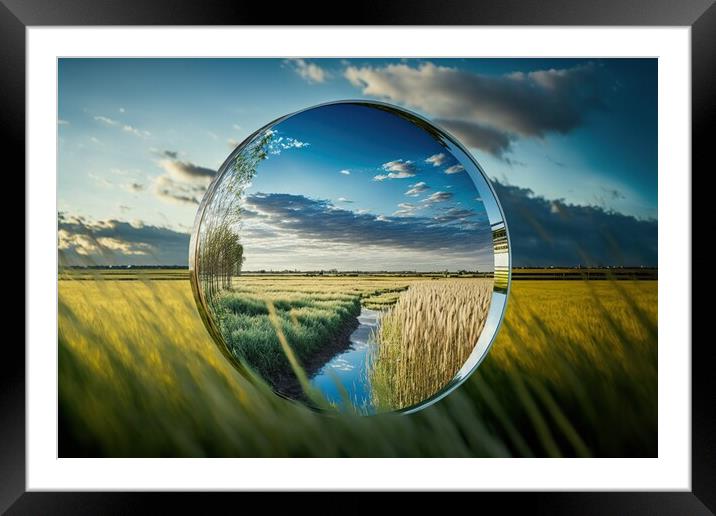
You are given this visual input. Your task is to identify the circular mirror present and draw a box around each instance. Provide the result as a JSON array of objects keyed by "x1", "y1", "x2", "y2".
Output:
[{"x1": 189, "y1": 101, "x2": 510, "y2": 414}]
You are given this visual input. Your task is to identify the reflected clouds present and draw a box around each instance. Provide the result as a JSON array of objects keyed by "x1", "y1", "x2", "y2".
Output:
[{"x1": 240, "y1": 192, "x2": 491, "y2": 271}]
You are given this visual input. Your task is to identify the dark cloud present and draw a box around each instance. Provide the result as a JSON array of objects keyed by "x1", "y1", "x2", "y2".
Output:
[
  {"x1": 152, "y1": 175, "x2": 206, "y2": 205},
  {"x1": 58, "y1": 181, "x2": 655, "y2": 268},
  {"x1": 151, "y1": 150, "x2": 215, "y2": 205},
  {"x1": 504, "y1": 157, "x2": 527, "y2": 167},
  {"x1": 433, "y1": 207, "x2": 477, "y2": 224},
  {"x1": 58, "y1": 213, "x2": 190, "y2": 266},
  {"x1": 545, "y1": 154, "x2": 566, "y2": 168},
  {"x1": 435, "y1": 119, "x2": 513, "y2": 158},
  {"x1": 602, "y1": 187, "x2": 625, "y2": 200},
  {"x1": 345, "y1": 62, "x2": 609, "y2": 158},
  {"x1": 243, "y1": 193, "x2": 490, "y2": 256},
  {"x1": 158, "y1": 156, "x2": 216, "y2": 180},
  {"x1": 493, "y1": 181, "x2": 657, "y2": 266}
]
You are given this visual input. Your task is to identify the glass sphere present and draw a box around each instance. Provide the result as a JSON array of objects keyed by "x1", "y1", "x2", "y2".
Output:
[{"x1": 190, "y1": 101, "x2": 510, "y2": 414}]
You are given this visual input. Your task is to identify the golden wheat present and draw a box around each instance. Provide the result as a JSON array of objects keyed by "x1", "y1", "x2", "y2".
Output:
[
  {"x1": 370, "y1": 278, "x2": 493, "y2": 410},
  {"x1": 58, "y1": 277, "x2": 657, "y2": 457}
]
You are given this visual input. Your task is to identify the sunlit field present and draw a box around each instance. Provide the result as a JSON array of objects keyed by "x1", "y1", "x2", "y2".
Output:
[
  {"x1": 58, "y1": 275, "x2": 657, "y2": 457},
  {"x1": 212, "y1": 276, "x2": 489, "y2": 405},
  {"x1": 213, "y1": 276, "x2": 416, "y2": 391},
  {"x1": 370, "y1": 279, "x2": 492, "y2": 410}
]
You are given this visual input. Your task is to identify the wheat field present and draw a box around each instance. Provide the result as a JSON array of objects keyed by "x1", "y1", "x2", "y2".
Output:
[
  {"x1": 370, "y1": 279, "x2": 493, "y2": 410},
  {"x1": 207, "y1": 275, "x2": 416, "y2": 385},
  {"x1": 58, "y1": 276, "x2": 657, "y2": 457}
]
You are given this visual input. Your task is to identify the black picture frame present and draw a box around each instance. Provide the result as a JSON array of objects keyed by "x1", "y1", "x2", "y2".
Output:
[{"x1": 6, "y1": 0, "x2": 711, "y2": 512}]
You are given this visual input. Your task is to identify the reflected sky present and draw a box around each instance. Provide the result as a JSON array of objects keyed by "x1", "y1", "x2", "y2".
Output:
[{"x1": 232, "y1": 103, "x2": 494, "y2": 272}]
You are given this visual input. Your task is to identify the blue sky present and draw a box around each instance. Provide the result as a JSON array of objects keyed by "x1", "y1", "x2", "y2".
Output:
[
  {"x1": 57, "y1": 58, "x2": 657, "y2": 267},
  {"x1": 214, "y1": 103, "x2": 493, "y2": 271}
]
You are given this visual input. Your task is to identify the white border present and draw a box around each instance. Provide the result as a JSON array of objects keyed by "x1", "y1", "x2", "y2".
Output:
[{"x1": 27, "y1": 27, "x2": 691, "y2": 490}]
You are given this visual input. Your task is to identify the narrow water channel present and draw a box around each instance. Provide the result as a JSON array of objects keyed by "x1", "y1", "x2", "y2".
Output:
[{"x1": 308, "y1": 307, "x2": 381, "y2": 413}]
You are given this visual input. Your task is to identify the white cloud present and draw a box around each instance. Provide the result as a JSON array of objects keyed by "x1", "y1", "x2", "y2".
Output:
[
  {"x1": 425, "y1": 153, "x2": 446, "y2": 167},
  {"x1": 373, "y1": 159, "x2": 416, "y2": 181},
  {"x1": 88, "y1": 172, "x2": 112, "y2": 187},
  {"x1": 424, "y1": 191, "x2": 454, "y2": 204},
  {"x1": 445, "y1": 164, "x2": 465, "y2": 174},
  {"x1": 89, "y1": 171, "x2": 144, "y2": 193},
  {"x1": 375, "y1": 173, "x2": 410, "y2": 181},
  {"x1": 94, "y1": 115, "x2": 118, "y2": 126},
  {"x1": 383, "y1": 159, "x2": 415, "y2": 174},
  {"x1": 122, "y1": 124, "x2": 151, "y2": 138},
  {"x1": 284, "y1": 138, "x2": 309, "y2": 149},
  {"x1": 94, "y1": 114, "x2": 150, "y2": 138},
  {"x1": 110, "y1": 168, "x2": 136, "y2": 177},
  {"x1": 268, "y1": 135, "x2": 311, "y2": 155},
  {"x1": 340, "y1": 169, "x2": 351, "y2": 175},
  {"x1": 95, "y1": 237, "x2": 151, "y2": 255},
  {"x1": 393, "y1": 202, "x2": 422, "y2": 217},
  {"x1": 284, "y1": 58, "x2": 330, "y2": 84},
  {"x1": 405, "y1": 181, "x2": 429, "y2": 197},
  {"x1": 58, "y1": 229, "x2": 98, "y2": 256},
  {"x1": 58, "y1": 212, "x2": 190, "y2": 265}
]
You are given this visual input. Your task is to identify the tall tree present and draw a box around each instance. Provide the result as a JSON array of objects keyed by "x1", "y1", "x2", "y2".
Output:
[{"x1": 197, "y1": 130, "x2": 272, "y2": 305}]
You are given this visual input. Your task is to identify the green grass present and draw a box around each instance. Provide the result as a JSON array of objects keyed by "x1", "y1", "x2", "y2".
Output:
[
  {"x1": 361, "y1": 287, "x2": 408, "y2": 310},
  {"x1": 215, "y1": 289, "x2": 361, "y2": 382},
  {"x1": 204, "y1": 276, "x2": 420, "y2": 384},
  {"x1": 58, "y1": 277, "x2": 657, "y2": 457}
]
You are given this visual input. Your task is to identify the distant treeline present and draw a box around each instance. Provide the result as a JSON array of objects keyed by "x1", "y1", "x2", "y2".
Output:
[
  {"x1": 62, "y1": 265, "x2": 658, "y2": 280},
  {"x1": 511, "y1": 267, "x2": 657, "y2": 280},
  {"x1": 63, "y1": 265, "x2": 189, "y2": 270}
]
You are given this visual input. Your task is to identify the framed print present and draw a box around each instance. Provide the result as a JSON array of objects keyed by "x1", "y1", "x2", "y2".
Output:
[{"x1": 7, "y1": 0, "x2": 712, "y2": 512}]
